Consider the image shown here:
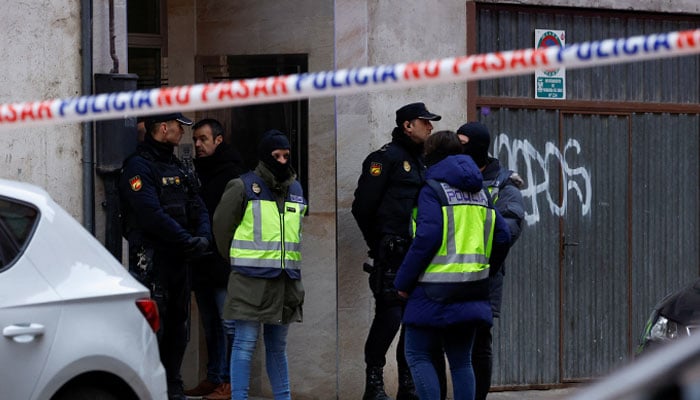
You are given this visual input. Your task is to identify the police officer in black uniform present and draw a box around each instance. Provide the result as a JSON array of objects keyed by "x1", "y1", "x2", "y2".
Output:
[
  {"x1": 119, "y1": 112, "x2": 212, "y2": 400},
  {"x1": 352, "y1": 102, "x2": 441, "y2": 400}
]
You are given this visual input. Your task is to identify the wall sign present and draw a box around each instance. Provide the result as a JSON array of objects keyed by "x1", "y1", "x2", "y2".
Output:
[{"x1": 535, "y1": 29, "x2": 566, "y2": 99}]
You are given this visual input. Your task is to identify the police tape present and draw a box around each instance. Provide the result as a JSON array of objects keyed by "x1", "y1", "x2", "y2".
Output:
[{"x1": 0, "y1": 29, "x2": 698, "y2": 131}]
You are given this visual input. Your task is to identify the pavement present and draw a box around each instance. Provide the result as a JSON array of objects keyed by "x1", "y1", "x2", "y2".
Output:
[
  {"x1": 487, "y1": 388, "x2": 577, "y2": 399},
  {"x1": 246, "y1": 387, "x2": 578, "y2": 399}
]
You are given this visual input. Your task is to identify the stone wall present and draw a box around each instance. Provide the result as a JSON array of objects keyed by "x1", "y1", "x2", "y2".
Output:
[{"x1": 0, "y1": 0, "x2": 83, "y2": 218}]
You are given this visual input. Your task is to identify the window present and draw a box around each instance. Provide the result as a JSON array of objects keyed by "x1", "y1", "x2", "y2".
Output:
[
  {"x1": 127, "y1": 0, "x2": 167, "y2": 88},
  {"x1": 0, "y1": 198, "x2": 39, "y2": 269}
]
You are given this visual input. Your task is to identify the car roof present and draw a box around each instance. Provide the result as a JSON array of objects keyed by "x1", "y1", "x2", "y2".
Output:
[{"x1": 0, "y1": 178, "x2": 54, "y2": 210}]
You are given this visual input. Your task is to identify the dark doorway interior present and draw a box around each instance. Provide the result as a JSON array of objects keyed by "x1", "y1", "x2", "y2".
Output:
[{"x1": 196, "y1": 54, "x2": 309, "y2": 196}]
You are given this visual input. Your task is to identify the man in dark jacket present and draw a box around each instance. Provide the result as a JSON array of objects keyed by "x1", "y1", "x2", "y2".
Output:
[
  {"x1": 352, "y1": 102, "x2": 441, "y2": 400},
  {"x1": 184, "y1": 118, "x2": 246, "y2": 399},
  {"x1": 457, "y1": 121, "x2": 525, "y2": 400},
  {"x1": 119, "y1": 112, "x2": 211, "y2": 400}
]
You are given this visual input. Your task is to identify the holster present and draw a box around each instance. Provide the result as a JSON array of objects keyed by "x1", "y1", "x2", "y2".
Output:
[
  {"x1": 129, "y1": 245, "x2": 165, "y2": 302},
  {"x1": 368, "y1": 235, "x2": 411, "y2": 303}
]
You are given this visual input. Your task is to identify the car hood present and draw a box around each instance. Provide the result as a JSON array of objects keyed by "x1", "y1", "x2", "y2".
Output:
[{"x1": 657, "y1": 278, "x2": 700, "y2": 325}]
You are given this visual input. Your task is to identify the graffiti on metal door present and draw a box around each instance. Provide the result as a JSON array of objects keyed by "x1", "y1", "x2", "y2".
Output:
[{"x1": 493, "y1": 133, "x2": 592, "y2": 226}]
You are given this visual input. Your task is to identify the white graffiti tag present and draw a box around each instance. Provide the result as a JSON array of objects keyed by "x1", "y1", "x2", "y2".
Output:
[{"x1": 493, "y1": 133, "x2": 592, "y2": 226}]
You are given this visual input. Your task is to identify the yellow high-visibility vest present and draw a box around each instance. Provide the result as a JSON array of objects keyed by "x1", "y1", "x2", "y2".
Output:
[
  {"x1": 229, "y1": 173, "x2": 306, "y2": 277},
  {"x1": 417, "y1": 180, "x2": 495, "y2": 284}
]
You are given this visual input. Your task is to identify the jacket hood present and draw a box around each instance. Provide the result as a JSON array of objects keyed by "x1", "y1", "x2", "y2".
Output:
[{"x1": 425, "y1": 154, "x2": 482, "y2": 192}]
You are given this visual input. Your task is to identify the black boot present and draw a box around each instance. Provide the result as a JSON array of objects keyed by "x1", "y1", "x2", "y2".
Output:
[
  {"x1": 396, "y1": 367, "x2": 419, "y2": 400},
  {"x1": 363, "y1": 366, "x2": 392, "y2": 400}
]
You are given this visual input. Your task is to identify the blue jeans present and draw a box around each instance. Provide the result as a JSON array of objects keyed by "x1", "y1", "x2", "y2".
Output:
[
  {"x1": 405, "y1": 323, "x2": 477, "y2": 400},
  {"x1": 194, "y1": 287, "x2": 229, "y2": 383},
  {"x1": 230, "y1": 320, "x2": 290, "y2": 400}
]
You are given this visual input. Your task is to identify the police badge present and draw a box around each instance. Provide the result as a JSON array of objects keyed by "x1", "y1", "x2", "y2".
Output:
[
  {"x1": 252, "y1": 182, "x2": 261, "y2": 194},
  {"x1": 403, "y1": 161, "x2": 411, "y2": 172}
]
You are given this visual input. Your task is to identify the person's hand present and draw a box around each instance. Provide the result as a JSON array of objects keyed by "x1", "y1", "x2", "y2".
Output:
[
  {"x1": 184, "y1": 236, "x2": 209, "y2": 259},
  {"x1": 397, "y1": 290, "x2": 409, "y2": 299}
]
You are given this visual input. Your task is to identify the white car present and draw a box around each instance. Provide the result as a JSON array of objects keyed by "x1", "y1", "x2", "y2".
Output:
[{"x1": 0, "y1": 179, "x2": 166, "y2": 400}]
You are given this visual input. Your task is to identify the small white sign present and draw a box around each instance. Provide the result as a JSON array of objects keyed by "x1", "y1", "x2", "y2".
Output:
[{"x1": 535, "y1": 29, "x2": 566, "y2": 99}]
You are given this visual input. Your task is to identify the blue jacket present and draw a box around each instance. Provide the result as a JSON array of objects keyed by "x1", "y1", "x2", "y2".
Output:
[{"x1": 394, "y1": 154, "x2": 511, "y2": 327}]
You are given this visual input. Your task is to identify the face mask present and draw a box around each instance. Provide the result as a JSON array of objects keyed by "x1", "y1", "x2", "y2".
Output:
[
  {"x1": 262, "y1": 153, "x2": 292, "y2": 181},
  {"x1": 462, "y1": 143, "x2": 488, "y2": 167},
  {"x1": 257, "y1": 130, "x2": 292, "y2": 180}
]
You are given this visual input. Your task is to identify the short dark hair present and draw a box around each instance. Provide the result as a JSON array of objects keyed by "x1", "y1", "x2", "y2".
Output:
[
  {"x1": 193, "y1": 118, "x2": 225, "y2": 138},
  {"x1": 424, "y1": 130, "x2": 463, "y2": 166}
]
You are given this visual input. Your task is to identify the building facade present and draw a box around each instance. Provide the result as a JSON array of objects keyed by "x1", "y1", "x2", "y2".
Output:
[{"x1": 0, "y1": 1, "x2": 698, "y2": 398}]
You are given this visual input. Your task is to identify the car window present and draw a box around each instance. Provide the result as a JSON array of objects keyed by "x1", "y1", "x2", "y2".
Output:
[{"x1": 0, "y1": 197, "x2": 39, "y2": 270}]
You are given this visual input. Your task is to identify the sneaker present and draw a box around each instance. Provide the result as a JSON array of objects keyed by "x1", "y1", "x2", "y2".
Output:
[
  {"x1": 203, "y1": 383, "x2": 232, "y2": 400},
  {"x1": 184, "y1": 379, "x2": 219, "y2": 397}
]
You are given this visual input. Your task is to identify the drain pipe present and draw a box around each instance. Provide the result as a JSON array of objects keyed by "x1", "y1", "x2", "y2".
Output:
[
  {"x1": 81, "y1": 0, "x2": 95, "y2": 233},
  {"x1": 109, "y1": 0, "x2": 119, "y2": 73}
]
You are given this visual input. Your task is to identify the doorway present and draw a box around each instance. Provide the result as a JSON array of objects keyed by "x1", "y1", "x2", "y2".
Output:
[
  {"x1": 559, "y1": 112, "x2": 631, "y2": 381},
  {"x1": 195, "y1": 54, "x2": 309, "y2": 194}
]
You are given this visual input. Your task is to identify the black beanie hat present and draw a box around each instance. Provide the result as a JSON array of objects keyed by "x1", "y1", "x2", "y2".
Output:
[
  {"x1": 457, "y1": 121, "x2": 491, "y2": 167},
  {"x1": 258, "y1": 129, "x2": 292, "y2": 179},
  {"x1": 258, "y1": 129, "x2": 290, "y2": 158}
]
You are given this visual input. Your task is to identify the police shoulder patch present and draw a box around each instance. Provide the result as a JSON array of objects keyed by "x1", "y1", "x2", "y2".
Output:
[
  {"x1": 370, "y1": 162, "x2": 382, "y2": 176},
  {"x1": 129, "y1": 175, "x2": 142, "y2": 191}
]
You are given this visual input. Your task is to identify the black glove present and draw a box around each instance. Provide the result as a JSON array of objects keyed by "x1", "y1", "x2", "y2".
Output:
[{"x1": 184, "y1": 236, "x2": 210, "y2": 259}]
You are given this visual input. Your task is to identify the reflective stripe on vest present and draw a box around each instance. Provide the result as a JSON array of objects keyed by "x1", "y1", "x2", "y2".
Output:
[
  {"x1": 418, "y1": 182, "x2": 495, "y2": 284},
  {"x1": 230, "y1": 197, "x2": 305, "y2": 271}
]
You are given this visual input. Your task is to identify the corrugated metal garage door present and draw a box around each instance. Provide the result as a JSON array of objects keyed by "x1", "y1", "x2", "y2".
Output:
[{"x1": 472, "y1": 3, "x2": 700, "y2": 387}]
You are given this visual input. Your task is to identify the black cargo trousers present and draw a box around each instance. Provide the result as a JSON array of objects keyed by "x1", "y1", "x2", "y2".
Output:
[
  {"x1": 364, "y1": 235, "x2": 411, "y2": 370},
  {"x1": 364, "y1": 235, "x2": 447, "y2": 397}
]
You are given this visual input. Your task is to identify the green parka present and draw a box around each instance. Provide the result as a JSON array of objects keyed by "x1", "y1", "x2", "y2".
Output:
[{"x1": 213, "y1": 162, "x2": 304, "y2": 324}]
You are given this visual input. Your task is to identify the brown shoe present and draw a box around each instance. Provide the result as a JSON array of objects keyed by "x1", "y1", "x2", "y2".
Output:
[
  {"x1": 183, "y1": 379, "x2": 218, "y2": 397},
  {"x1": 203, "y1": 383, "x2": 231, "y2": 400}
]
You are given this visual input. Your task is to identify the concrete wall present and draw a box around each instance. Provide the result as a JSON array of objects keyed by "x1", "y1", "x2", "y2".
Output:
[
  {"x1": 336, "y1": 1, "x2": 468, "y2": 398},
  {"x1": 0, "y1": 0, "x2": 128, "y2": 228},
  {"x1": 0, "y1": 0, "x2": 83, "y2": 218}
]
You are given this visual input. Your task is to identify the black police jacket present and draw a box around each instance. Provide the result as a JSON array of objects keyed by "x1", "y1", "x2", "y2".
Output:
[
  {"x1": 119, "y1": 135, "x2": 211, "y2": 251},
  {"x1": 352, "y1": 128, "x2": 426, "y2": 258}
]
